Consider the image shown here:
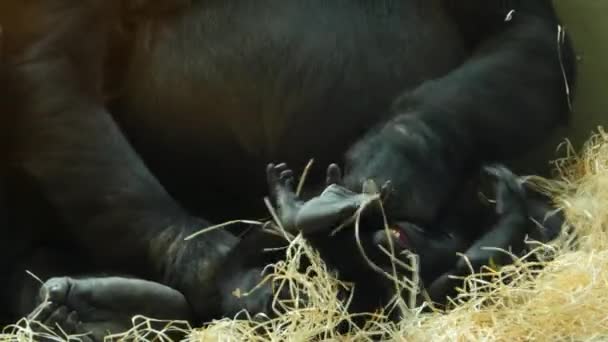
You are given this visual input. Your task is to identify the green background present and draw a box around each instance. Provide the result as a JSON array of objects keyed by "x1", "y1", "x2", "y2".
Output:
[
  {"x1": 557, "y1": 0, "x2": 608, "y2": 146},
  {"x1": 515, "y1": 1, "x2": 608, "y2": 174}
]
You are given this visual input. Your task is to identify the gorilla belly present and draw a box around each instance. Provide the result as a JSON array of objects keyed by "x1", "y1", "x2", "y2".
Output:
[{"x1": 113, "y1": 0, "x2": 466, "y2": 218}]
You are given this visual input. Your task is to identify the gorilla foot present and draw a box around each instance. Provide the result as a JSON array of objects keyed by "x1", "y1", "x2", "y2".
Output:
[{"x1": 29, "y1": 277, "x2": 192, "y2": 341}]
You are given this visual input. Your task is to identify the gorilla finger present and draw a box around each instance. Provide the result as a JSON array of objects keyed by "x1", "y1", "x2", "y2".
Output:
[
  {"x1": 274, "y1": 163, "x2": 289, "y2": 174},
  {"x1": 43, "y1": 306, "x2": 69, "y2": 327},
  {"x1": 266, "y1": 163, "x2": 278, "y2": 188},
  {"x1": 361, "y1": 179, "x2": 381, "y2": 195},
  {"x1": 483, "y1": 164, "x2": 522, "y2": 184},
  {"x1": 496, "y1": 179, "x2": 526, "y2": 216},
  {"x1": 286, "y1": 177, "x2": 296, "y2": 192},
  {"x1": 267, "y1": 163, "x2": 291, "y2": 201},
  {"x1": 39, "y1": 277, "x2": 71, "y2": 304},
  {"x1": 266, "y1": 163, "x2": 275, "y2": 177},
  {"x1": 326, "y1": 163, "x2": 342, "y2": 186},
  {"x1": 279, "y1": 169, "x2": 294, "y2": 183},
  {"x1": 483, "y1": 165, "x2": 524, "y2": 208},
  {"x1": 279, "y1": 169, "x2": 295, "y2": 191},
  {"x1": 266, "y1": 163, "x2": 289, "y2": 182}
]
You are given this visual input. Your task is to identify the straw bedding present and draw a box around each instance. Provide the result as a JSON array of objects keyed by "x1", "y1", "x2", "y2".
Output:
[{"x1": 3, "y1": 129, "x2": 608, "y2": 342}]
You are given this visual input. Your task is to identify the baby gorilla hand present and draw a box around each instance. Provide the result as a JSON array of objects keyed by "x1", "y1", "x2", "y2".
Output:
[
  {"x1": 266, "y1": 163, "x2": 406, "y2": 315},
  {"x1": 266, "y1": 164, "x2": 390, "y2": 235},
  {"x1": 267, "y1": 163, "x2": 386, "y2": 235}
]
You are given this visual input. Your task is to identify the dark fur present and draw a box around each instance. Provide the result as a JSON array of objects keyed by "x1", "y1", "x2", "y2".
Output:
[
  {"x1": 0, "y1": 0, "x2": 574, "y2": 330},
  {"x1": 219, "y1": 164, "x2": 564, "y2": 320}
]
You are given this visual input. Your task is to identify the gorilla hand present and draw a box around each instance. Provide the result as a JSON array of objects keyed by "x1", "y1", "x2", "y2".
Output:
[
  {"x1": 267, "y1": 163, "x2": 378, "y2": 235},
  {"x1": 266, "y1": 162, "x2": 409, "y2": 314},
  {"x1": 267, "y1": 163, "x2": 393, "y2": 235},
  {"x1": 343, "y1": 115, "x2": 471, "y2": 226}
]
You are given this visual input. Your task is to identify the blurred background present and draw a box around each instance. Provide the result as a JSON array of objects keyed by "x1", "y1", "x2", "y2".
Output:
[{"x1": 519, "y1": 1, "x2": 608, "y2": 175}]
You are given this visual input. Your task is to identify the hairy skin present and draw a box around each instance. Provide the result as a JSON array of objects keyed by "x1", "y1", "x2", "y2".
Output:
[
  {"x1": 255, "y1": 163, "x2": 563, "y2": 316},
  {"x1": 26, "y1": 163, "x2": 562, "y2": 340},
  {"x1": 0, "y1": 0, "x2": 574, "y2": 335}
]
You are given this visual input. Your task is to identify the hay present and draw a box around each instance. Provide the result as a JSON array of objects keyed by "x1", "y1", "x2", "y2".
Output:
[
  {"x1": 5, "y1": 128, "x2": 608, "y2": 341},
  {"x1": 190, "y1": 128, "x2": 608, "y2": 341}
]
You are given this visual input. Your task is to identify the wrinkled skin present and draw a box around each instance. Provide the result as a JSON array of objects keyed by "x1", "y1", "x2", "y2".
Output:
[{"x1": 0, "y1": 0, "x2": 574, "y2": 339}]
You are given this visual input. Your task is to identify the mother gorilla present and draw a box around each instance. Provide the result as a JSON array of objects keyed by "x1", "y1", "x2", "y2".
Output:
[{"x1": 0, "y1": 0, "x2": 574, "y2": 332}]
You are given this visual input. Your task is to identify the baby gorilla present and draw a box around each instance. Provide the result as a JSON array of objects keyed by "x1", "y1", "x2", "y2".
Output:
[
  {"x1": 214, "y1": 163, "x2": 561, "y2": 318},
  {"x1": 28, "y1": 164, "x2": 560, "y2": 340}
]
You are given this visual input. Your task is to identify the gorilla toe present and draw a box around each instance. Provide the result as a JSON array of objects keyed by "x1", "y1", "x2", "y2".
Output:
[
  {"x1": 27, "y1": 276, "x2": 192, "y2": 341},
  {"x1": 38, "y1": 277, "x2": 72, "y2": 307}
]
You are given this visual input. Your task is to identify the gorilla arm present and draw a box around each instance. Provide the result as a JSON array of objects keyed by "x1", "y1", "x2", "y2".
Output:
[
  {"x1": 343, "y1": 0, "x2": 575, "y2": 225},
  {"x1": 2, "y1": 1, "x2": 236, "y2": 321}
]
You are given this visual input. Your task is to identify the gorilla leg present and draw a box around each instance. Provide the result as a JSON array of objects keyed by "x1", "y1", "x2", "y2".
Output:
[
  {"x1": 29, "y1": 277, "x2": 192, "y2": 342},
  {"x1": 1, "y1": 0, "x2": 236, "y2": 320},
  {"x1": 213, "y1": 228, "x2": 290, "y2": 318}
]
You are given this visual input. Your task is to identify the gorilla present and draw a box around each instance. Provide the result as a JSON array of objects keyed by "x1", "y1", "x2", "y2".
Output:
[
  {"x1": 0, "y1": 0, "x2": 574, "y2": 338},
  {"x1": 27, "y1": 163, "x2": 563, "y2": 341},
  {"x1": 216, "y1": 163, "x2": 564, "y2": 317}
]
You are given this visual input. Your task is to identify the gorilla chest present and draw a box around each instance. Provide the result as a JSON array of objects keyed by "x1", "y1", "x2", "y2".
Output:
[
  {"x1": 114, "y1": 0, "x2": 465, "y2": 213},
  {"x1": 119, "y1": 1, "x2": 464, "y2": 157}
]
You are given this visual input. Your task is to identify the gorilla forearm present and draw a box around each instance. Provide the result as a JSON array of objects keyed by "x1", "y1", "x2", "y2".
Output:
[
  {"x1": 344, "y1": 0, "x2": 574, "y2": 224},
  {"x1": 1, "y1": 0, "x2": 237, "y2": 321},
  {"x1": 9, "y1": 57, "x2": 175, "y2": 262},
  {"x1": 6, "y1": 47, "x2": 237, "y2": 300},
  {"x1": 403, "y1": 0, "x2": 574, "y2": 159},
  {"x1": 1, "y1": 0, "x2": 577, "y2": 328}
]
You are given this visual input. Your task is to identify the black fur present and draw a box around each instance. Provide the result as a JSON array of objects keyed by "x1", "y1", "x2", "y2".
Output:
[{"x1": 0, "y1": 0, "x2": 574, "y2": 332}]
